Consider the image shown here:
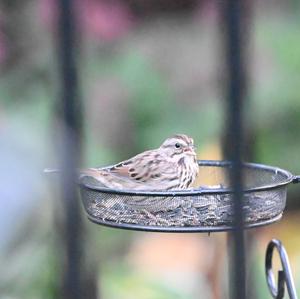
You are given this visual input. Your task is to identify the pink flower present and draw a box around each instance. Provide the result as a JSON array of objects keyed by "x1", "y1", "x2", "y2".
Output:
[{"x1": 39, "y1": 0, "x2": 133, "y2": 41}]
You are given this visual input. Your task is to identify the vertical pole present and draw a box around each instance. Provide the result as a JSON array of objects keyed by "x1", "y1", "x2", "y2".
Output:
[
  {"x1": 223, "y1": 1, "x2": 246, "y2": 299},
  {"x1": 57, "y1": 0, "x2": 84, "y2": 299}
]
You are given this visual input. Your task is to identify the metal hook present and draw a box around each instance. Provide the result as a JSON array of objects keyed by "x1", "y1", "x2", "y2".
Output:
[
  {"x1": 292, "y1": 175, "x2": 300, "y2": 184},
  {"x1": 265, "y1": 239, "x2": 298, "y2": 299}
]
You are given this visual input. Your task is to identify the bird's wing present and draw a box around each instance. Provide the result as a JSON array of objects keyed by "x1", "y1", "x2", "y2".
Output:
[
  {"x1": 108, "y1": 150, "x2": 176, "y2": 182},
  {"x1": 79, "y1": 150, "x2": 178, "y2": 190},
  {"x1": 103, "y1": 150, "x2": 158, "y2": 181}
]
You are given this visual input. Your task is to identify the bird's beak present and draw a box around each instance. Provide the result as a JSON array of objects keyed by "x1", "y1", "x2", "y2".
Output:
[{"x1": 184, "y1": 146, "x2": 196, "y2": 155}]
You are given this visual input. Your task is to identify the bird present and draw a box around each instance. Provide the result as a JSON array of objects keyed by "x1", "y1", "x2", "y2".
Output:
[{"x1": 80, "y1": 134, "x2": 199, "y2": 191}]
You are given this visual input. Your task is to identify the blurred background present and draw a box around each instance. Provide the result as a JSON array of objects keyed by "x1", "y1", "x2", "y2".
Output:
[{"x1": 1, "y1": 0, "x2": 300, "y2": 298}]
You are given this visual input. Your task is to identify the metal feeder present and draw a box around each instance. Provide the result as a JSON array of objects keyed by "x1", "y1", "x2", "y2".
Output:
[{"x1": 79, "y1": 160, "x2": 300, "y2": 232}]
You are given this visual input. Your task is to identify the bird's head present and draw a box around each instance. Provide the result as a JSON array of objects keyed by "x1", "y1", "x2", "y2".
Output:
[{"x1": 159, "y1": 134, "x2": 197, "y2": 160}]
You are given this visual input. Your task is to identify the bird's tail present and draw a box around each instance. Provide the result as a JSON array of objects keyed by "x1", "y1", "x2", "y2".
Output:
[
  {"x1": 43, "y1": 167, "x2": 101, "y2": 177},
  {"x1": 44, "y1": 168, "x2": 61, "y2": 174}
]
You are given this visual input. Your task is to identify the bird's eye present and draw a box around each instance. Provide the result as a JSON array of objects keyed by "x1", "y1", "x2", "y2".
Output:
[{"x1": 175, "y1": 143, "x2": 181, "y2": 149}]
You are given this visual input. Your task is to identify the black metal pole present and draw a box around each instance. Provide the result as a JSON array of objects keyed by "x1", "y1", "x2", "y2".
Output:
[
  {"x1": 57, "y1": 0, "x2": 84, "y2": 298},
  {"x1": 223, "y1": 1, "x2": 246, "y2": 299}
]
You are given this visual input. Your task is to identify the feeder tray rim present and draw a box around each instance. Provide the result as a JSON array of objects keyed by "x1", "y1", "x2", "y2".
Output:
[{"x1": 79, "y1": 160, "x2": 296, "y2": 197}]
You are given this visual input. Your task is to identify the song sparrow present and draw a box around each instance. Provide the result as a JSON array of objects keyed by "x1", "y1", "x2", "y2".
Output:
[{"x1": 82, "y1": 134, "x2": 199, "y2": 191}]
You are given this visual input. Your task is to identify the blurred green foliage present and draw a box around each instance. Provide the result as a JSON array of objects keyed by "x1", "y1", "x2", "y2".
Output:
[
  {"x1": 253, "y1": 18, "x2": 300, "y2": 174},
  {"x1": 102, "y1": 264, "x2": 193, "y2": 299},
  {"x1": 2, "y1": 3, "x2": 300, "y2": 299}
]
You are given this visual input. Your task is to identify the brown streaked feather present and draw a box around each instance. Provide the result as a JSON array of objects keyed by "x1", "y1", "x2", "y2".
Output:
[
  {"x1": 79, "y1": 134, "x2": 198, "y2": 190},
  {"x1": 105, "y1": 150, "x2": 155, "y2": 179}
]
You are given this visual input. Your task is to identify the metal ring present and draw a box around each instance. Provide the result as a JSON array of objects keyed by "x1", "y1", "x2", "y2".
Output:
[{"x1": 86, "y1": 213, "x2": 282, "y2": 233}]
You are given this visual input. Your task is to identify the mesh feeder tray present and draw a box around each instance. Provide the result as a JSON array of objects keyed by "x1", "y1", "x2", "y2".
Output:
[{"x1": 79, "y1": 160, "x2": 300, "y2": 232}]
